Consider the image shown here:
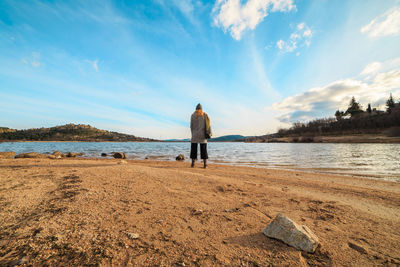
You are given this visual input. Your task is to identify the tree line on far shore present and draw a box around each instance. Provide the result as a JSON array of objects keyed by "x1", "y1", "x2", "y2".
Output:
[{"x1": 277, "y1": 93, "x2": 400, "y2": 138}]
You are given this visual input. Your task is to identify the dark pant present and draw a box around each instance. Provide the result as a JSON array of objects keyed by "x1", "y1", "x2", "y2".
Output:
[{"x1": 190, "y1": 143, "x2": 208, "y2": 160}]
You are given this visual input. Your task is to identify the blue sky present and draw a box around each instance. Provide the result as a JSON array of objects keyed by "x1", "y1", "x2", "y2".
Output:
[{"x1": 1, "y1": 0, "x2": 400, "y2": 139}]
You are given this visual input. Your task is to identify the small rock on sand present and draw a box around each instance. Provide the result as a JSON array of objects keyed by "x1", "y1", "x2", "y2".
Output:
[
  {"x1": 101, "y1": 153, "x2": 107, "y2": 157},
  {"x1": 224, "y1": 208, "x2": 240, "y2": 213},
  {"x1": 176, "y1": 154, "x2": 185, "y2": 161},
  {"x1": 113, "y1": 152, "x2": 126, "y2": 159},
  {"x1": 263, "y1": 213, "x2": 319, "y2": 253},
  {"x1": 126, "y1": 232, "x2": 139, "y2": 240},
  {"x1": 192, "y1": 209, "x2": 203, "y2": 215},
  {"x1": 0, "y1": 152, "x2": 16, "y2": 159},
  {"x1": 52, "y1": 151, "x2": 62, "y2": 157},
  {"x1": 14, "y1": 152, "x2": 45, "y2": 159},
  {"x1": 66, "y1": 152, "x2": 84, "y2": 157},
  {"x1": 118, "y1": 160, "x2": 128, "y2": 164},
  {"x1": 216, "y1": 185, "x2": 226, "y2": 192}
]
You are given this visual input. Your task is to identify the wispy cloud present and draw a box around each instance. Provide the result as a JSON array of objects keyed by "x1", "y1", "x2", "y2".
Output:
[
  {"x1": 271, "y1": 58, "x2": 400, "y2": 123},
  {"x1": 212, "y1": 0, "x2": 295, "y2": 40},
  {"x1": 276, "y1": 22, "x2": 313, "y2": 53},
  {"x1": 361, "y1": 6, "x2": 400, "y2": 38},
  {"x1": 93, "y1": 60, "x2": 98, "y2": 71},
  {"x1": 172, "y1": 0, "x2": 194, "y2": 18},
  {"x1": 155, "y1": 0, "x2": 202, "y2": 29},
  {"x1": 249, "y1": 40, "x2": 279, "y2": 98},
  {"x1": 83, "y1": 59, "x2": 99, "y2": 72},
  {"x1": 21, "y1": 52, "x2": 41, "y2": 68}
]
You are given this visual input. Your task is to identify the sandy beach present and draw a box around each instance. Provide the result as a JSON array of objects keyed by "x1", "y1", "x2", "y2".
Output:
[{"x1": 0, "y1": 158, "x2": 399, "y2": 266}]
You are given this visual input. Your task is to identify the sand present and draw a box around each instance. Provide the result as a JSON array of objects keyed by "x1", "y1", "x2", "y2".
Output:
[{"x1": 0, "y1": 158, "x2": 399, "y2": 266}]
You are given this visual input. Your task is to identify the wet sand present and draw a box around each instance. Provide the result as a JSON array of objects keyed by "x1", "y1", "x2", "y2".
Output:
[{"x1": 0, "y1": 158, "x2": 399, "y2": 266}]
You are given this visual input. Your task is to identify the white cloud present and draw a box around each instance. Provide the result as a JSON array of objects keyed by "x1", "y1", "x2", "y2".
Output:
[
  {"x1": 361, "y1": 6, "x2": 400, "y2": 37},
  {"x1": 361, "y1": 57, "x2": 400, "y2": 78},
  {"x1": 212, "y1": 0, "x2": 295, "y2": 40},
  {"x1": 276, "y1": 39, "x2": 285, "y2": 49},
  {"x1": 303, "y1": 28, "x2": 312, "y2": 37},
  {"x1": 271, "y1": 58, "x2": 400, "y2": 123},
  {"x1": 297, "y1": 22, "x2": 305, "y2": 30},
  {"x1": 361, "y1": 61, "x2": 382, "y2": 76},
  {"x1": 290, "y1": 33, "x2": 300, "y2": 39},
  {"x1": 276, "y1": 22, "x2": 313, "y2": 53}
]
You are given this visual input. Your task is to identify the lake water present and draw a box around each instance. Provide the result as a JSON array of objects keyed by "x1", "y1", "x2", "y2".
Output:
[{"x1": 1, "y1": 142, "x2": 399, "y2": 182}]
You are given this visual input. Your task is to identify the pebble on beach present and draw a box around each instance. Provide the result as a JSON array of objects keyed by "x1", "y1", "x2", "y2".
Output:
[
  {"x1": 14, "y1": 152, "x2": 46, "y2": 159},
  {"x1": 176, "y1": 154, "x2": 185, "y2": 161},
  {"x1": 113, "y1": 152, "x2": 126, "y2": 159},
  {"x1": 126, "y1": 232, "x2": 140, "y2": 240},
  {"x1": 192, "y1": 209, "x2": 203, "y2": 215},
  {"x1": 52, "y1": 151, "x2": 62, "y2": 158}
]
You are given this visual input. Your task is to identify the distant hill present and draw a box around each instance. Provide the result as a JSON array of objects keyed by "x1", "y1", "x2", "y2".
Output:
[
  {"x1": 209, "y1": 135, "x2": 247, "y2": 142},
  {"x1": 0, "y1": 124, "x2": 155, "y2": 142},
  {"x1": 0, "y1": 127, "x2": 16, "y2": 134}
]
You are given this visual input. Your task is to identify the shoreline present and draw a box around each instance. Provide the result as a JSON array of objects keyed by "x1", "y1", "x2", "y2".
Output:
[
  {"x1": 1, "y1": 158, "x2": 399, "y2": 265},
  {"x1": 2, "y1": 133, "x2": 400, "y2": 143},
  {"x1": 1, "y1": 151, "x2": 399, "y2": 182},
  {"x1": 0, "y1": 140, "x2": 164, "y2": 143}
]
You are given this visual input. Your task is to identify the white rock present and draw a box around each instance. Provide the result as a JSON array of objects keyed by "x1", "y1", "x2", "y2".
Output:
[
  {"x1": 126, "y1": 232, "x2": 139, "y2": 239},
  {"x1": 263, "y1": 213, "x2": 319, "y2": 253},
  {"x1": 192, "y1": 209, "x2": 203, "y2": 215}
]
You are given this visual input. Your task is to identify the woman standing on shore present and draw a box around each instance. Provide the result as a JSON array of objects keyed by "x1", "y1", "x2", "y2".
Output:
[{"x1": 190, "y1": 103, "x2": 211, "y2": 168}]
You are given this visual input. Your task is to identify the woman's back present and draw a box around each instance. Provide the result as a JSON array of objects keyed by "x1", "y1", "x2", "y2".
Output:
[
  {"x1": 190, "y1": 112, "x2": 206, "y2": 143},
  {"x1": 190, "y1": 103, "x2": 209, "y2": 168}
]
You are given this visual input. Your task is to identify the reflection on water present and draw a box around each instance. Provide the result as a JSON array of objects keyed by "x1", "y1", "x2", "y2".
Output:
[{"x1": 0, "y1": 142, "x2": 399, "y2": 181}]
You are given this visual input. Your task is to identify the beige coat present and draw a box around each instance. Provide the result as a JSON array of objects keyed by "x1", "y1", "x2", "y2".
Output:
[{"x1": 190, "y1": 112, "x2": 206, "y2": 143}]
